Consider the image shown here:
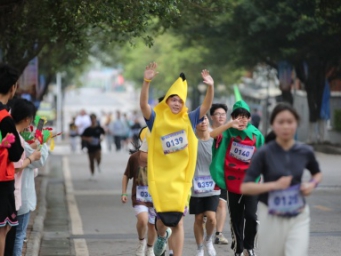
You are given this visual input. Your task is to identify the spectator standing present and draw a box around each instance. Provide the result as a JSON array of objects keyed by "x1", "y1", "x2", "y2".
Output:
[{"x1": 75, "y1": 109, "x2": 91, "y2": 151}]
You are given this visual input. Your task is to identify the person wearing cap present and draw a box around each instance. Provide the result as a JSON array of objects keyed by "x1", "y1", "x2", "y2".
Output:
[
  {"x1": 121, "y1": 127, "x2": 156, "y2": 256},
  {"x1": 140, "y1": 62, "x2": 214, "y2": 256},
  {"x1": 210, "y1": 100, "x2": 264, "y2": 256}
]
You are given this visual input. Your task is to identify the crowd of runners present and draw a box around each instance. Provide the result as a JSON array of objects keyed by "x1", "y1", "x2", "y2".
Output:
[
  {"x1": 0, "y1": 62, "x2": 322, "y2": 256},
  {"x1": 121, "y1": 63, "x2": 322, "y2": 256}
]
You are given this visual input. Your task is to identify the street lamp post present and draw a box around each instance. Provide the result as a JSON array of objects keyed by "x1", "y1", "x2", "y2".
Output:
[
  {"x1": 197, "y1": 83, "x2": 206, "y2": 104},
  {"x1": 56, "y1": 72, "x2": 63, "y2": 142}
]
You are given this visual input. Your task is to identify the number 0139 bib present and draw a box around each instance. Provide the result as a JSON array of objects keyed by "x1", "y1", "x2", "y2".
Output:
[
  {"x1": 161, "y1": 130, "x2": 188, "y2": 154},
  {"x1": 268, "y1": 184, "x2": 305, "y2": 217}
]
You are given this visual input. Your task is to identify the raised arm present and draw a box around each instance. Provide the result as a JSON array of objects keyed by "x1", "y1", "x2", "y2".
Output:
[
  {"x1": 140, "y1": 62, "x2": 158, "y2": 120},
  {"x1": 210, "y1": 118, "x2": 243, "y2": 138},
  {"x1": 199, "y1": 69, "x2": 214, "y2": 118}
]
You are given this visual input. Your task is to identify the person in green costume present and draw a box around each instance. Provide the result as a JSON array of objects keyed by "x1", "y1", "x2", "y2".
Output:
[{"x1": 210, "y1": 100, "x2": 264, "y2": 256}]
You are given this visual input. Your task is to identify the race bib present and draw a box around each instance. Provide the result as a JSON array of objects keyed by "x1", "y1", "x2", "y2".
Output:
[
  {"x1": 161, "y1": 130, "x2": 188, "y2": 154},
  {"x1": 193, "y1": 175, "x2": 215, "y2": 194},
  {"x1": 136, "y1": 186, "x2": 152, "y2": 203},
  {"x1": 89, "y1": 137, "x2": 100, "y2": 146},
  {"x1": 268, "y1": 184, "x2": 305, "y2": 217},
  {"x1": 229, "y1": 142, "x2": 255, "y2": 162}
]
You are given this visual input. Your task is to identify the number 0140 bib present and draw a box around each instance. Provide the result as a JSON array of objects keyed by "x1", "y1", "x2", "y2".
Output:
[
  {"x1": 229, "y1": 142, "x2": 255, "y2": 162},
  {"x1": 161, "y1": 130, "x2": 188, "y2": 154},
  {"x1": 268, "y1": 184, "x2": 305, "y2": 217},
  {"x1": 136, "y1": 186, "x2": 152, "y2": 203}
]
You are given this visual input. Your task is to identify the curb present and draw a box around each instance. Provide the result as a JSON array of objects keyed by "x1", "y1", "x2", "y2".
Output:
[
  {"x1": 312, "y1": 144, "x2": 341, "y2": 155},
  {"x1": 25, "y1": 160, "x2": 50, "y2": 256}
]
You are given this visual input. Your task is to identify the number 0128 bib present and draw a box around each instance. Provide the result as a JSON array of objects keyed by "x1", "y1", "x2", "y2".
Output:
[
  {"x1": 268, "y1": 184, "x2": 305, "y2": 217},
  {"x1": 229, "y1": 142, "x2": 255, "y2": 162},
  {"x1": 161, "y1": 130, "x2": 188, "y2": 154}
]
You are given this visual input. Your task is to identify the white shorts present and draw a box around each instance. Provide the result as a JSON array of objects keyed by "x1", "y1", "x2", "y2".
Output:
[{"x1": 134, "y1": 205, "x2": 157, "y2": 224}]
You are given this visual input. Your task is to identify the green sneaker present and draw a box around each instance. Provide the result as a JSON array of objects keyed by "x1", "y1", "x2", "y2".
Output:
[{"x1": 154, "y1": 228, "x2": 172, "y2": 256}]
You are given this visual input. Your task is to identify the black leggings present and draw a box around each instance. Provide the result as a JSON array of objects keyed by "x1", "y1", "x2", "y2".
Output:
[{"x1": 227, "y1": 191, "x2": 258, "y2": 254}]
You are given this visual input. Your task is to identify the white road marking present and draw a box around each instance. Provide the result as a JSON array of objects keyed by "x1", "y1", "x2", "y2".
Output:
[
  {"x1": 313, "y1": 205, "x2": 333, "y2": 212},
  {"x1": 63, "y1": 157, "x2": 89, "y2": 256},
  {"x1": 73, "y1": 190, "x2": 118, "y2": 196}
]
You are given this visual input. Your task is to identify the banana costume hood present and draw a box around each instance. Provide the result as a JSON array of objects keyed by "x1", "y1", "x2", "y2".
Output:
[{"x1": 147, "y1": 73, "x2": 198, "y2": 226}]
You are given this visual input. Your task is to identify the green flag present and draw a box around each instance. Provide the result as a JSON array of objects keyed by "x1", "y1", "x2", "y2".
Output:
[{"x1": 233, "y1": 85, "x2": 242, "y2": 101}]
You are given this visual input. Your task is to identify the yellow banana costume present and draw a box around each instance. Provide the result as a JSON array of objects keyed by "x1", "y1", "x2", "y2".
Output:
[{"x1": 147, "y1": 74, "x2": 198, "y2": 226}]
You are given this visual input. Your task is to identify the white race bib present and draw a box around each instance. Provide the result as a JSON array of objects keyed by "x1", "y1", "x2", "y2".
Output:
[
  {"x1": 229, "y1": 142, "x2": 255, "y2": 162},
  {"x1": 136, "y1": 186, "x2": 152, "y2": 203},
  {"x1": 193, "y1": 175, "x2": 215, "y2": 194},
  {"x1": 89, "y1": 137, "x2": 100, "y2": 146},
  {"x1": 161, "y1": 130, "x2": 188, "y2": 154},
  {"x1": 268, "y1": 184, "x2": 305, "y2": 217}
]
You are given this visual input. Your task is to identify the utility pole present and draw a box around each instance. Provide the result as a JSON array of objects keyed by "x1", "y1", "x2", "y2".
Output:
[{"x1": 56, "y1": 72, "x2": 62, "y2": 142}]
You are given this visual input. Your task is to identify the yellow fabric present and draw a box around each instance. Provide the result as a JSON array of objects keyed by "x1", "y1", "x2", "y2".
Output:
[
  {"x1": 139, "y1": 126, "x2": 148, "y2": 141},
  {"x1": 147, "y1": 76, "x2": 198, "y2": 213}
]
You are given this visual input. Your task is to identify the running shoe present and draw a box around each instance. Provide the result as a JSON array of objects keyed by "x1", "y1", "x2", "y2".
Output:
[
  {"x1": 234, "y1": 253, "x2": 244, "y2": 256},
  {"x1": 214, "y1": 233, "x2": 228, "y2": 244},
  {"x1": 243, "y1": 249, "x2": 257, "y2": 256},
  {"x1": 136, "y1": 239, "x2": 146, "y2": 256},
  {"x1": 196, "y1": 248, "x2": 204, "y2": 256},
  {"x1": 205, "y1": 239, "x2": 216, "y2": 256},
  {"x1": 154, "y1": 228, "x2": 172, "y2": 256},
  {"x1": 146, "y1": 246, "x2": 155, "y2": 256}
]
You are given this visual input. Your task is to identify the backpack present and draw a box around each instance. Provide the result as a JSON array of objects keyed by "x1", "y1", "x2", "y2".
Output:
[{"x1": 0, "y1": 109, "x2": 15, "y2": 182}]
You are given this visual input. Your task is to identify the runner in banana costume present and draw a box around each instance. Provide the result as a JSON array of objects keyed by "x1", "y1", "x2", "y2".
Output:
[{"x1": 140, "y1": 62, "x2": 214, "y2": 256}]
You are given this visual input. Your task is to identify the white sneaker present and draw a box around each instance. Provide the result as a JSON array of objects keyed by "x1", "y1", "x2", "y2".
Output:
[
  {"x1": 136, "y1": 239, "x2": 146, "y2": 256},
  {"x1": 146, "y1": 246, "x2": 155, "y2": 256},
  {"x1": 214, "y1": 233, "x2": 228, "y2": 244},
  {"x1": 243, "y1": 249, "x2": 257, "y2": 256},
  {"x1": 196, "y1": 248, "x2": 204, "y2": 256},
  {"x1": 205, "y1": 239, "x2": 216, "y2": 256}
]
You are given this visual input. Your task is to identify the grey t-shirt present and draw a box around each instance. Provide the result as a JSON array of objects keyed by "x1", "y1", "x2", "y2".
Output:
[
  {"x1": 244, "y1": 141, "x2": 321, "y2": 205},
  {"x1": 191, "y1": 138, "x2": 220, "y2": 197}
]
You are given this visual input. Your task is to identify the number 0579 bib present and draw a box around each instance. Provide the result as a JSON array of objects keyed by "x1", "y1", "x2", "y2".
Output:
[
  {"x1": 268, "y1": 184, "x2": 305, "y2": 217},
  {"x1": 161, "y1": 130, "x2": 188, "y2": 154}
]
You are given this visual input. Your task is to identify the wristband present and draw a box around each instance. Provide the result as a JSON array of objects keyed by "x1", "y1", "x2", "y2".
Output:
[
  {"x1": 26, "y1": 157, "x2": 32, "y2": 164},
  {"x1": 144, "y1": 78, "x2": 152, "y2": 83},
  {"x1": 121, "y1": 193, "x2": 128, "y2": 197},
  {"x1": 310, "y1": 178, "x2": 319, "y2": 188}
]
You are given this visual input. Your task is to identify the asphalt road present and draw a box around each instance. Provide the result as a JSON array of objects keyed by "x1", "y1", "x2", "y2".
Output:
[{"x1": 46, "y1": 141, "x2": 341, "y2": 256}]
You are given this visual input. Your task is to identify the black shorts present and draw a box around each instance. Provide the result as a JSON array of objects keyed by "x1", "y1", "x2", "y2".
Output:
[
  {"x1": 189, "y1": 196, "x2": 219, "y2": 215},
  {"x1": 0, "y1": 180, "x2": 18, "y2": 227},
  {"x1": 219, "y1": 188, "x2": 227, "y2": 201}
]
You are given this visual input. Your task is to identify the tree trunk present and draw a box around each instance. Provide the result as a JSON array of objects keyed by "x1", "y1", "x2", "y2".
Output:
[{"x1": 295, "y1": 58, "x2": 327, "y2": 122}]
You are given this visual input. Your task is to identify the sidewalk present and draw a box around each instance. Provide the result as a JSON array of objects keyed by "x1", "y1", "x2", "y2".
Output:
[{"x1": 24, "y1": 154, "x2": 73, "y2": 256}]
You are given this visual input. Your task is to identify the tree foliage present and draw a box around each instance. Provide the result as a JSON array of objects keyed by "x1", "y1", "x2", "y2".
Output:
[
  {"x1": 0, "y1": 0, "x2": 229, "y2": 71},
  {"x1": 178, "y1": 0, "x2": 341, "y2": 121}
]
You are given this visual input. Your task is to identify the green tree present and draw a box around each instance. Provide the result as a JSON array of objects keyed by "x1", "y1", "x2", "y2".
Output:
[
  {"x1": 180, "y1": 0, "x2": 341, "y2": 122},
  {"x1": 0, "y1": 0, "x2": 228, "y2": 71}
]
